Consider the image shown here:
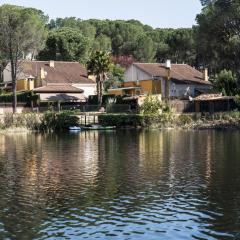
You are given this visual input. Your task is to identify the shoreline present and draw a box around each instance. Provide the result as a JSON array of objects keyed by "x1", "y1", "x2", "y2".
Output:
[{"x1": 1, "y1": 120, "x2": 240, "y2": 133}]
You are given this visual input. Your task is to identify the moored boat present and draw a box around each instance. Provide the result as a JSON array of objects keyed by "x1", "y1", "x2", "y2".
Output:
[
  {"x1": 69, "y1": 126, "x2": 81, "y2": 131},
  {"x1": 81, "y1": 125, "x2": 116, "y2": 130}
]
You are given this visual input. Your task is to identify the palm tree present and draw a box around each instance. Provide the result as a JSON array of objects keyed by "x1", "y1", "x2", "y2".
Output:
[{"x1": 87, "y1": 51, "x2": 111, "y2": 105}]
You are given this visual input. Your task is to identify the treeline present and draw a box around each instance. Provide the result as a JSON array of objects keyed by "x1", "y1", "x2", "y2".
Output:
[
  {"x1": 1, "y1": 1, "x2": 240, "y2": 95},
  {"x1": 38, "y1": 18, "x2": 195, "y2": 66}
]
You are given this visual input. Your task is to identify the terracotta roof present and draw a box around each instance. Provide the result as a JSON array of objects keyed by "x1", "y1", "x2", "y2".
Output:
[
  {"x1": 19, "y1": 61, "x2": 95, "y2": 84},
  {"x1": 133, "y1": 63, "x2": 212, "y2": 85},
  {"x1": 33, "y1": 84, "x2": 84, "y2": 93},
  {"x1": 194, "y1": 93, "x2": 235, "y2": 101}
]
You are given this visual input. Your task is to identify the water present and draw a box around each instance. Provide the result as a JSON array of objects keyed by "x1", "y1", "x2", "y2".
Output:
[{"x1": 0, "y1": 130, "x2": 240, "y2": 240}]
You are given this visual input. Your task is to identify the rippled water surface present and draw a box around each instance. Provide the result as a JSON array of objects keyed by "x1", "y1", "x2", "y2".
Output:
[{"x1": 0, "y1": 130, "x2": 240, "y2": 239}]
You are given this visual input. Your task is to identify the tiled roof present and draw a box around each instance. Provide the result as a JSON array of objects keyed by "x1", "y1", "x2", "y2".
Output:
[
  {"x1": 19, "y1": 61, "x2": 95, "y2": 84},
  {"x1": 194, "y1": 93, "x2": 234, "y2": 101},
  {"x1": 33, "y1": 84, "x2": 84, "y2": 93},
  {"x1": 134, "y1": 63, "x2": 212, "y2": 85}
]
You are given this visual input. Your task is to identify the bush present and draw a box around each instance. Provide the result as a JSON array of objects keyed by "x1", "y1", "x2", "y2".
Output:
[
  {"x1": 39, "y1": 111, "x2": 79, "y2": 132},
  {"x1": 140, "y1": 95, "x2": 163, "y2": 115},
  {"x1": 0, "y1": 91, "x2": 38, "y2": 105},
  {"x1": 235, "y1": 95, "x2": 240, "y2": 110},
  {"x1": 213, "y1": 70, "x2": 238, "y2": 96},
  {"x1": 178, "y1": 114, "x2": 193, "y2": 125},
  {"x1": 99, "y1": 114, "x2": 142, "y2": 127},
  {"x1": 0, "y1": 113, "x2": 41, "y2": 130},
  {"x1": 99, "y1": 113, "x2": 174, "y2": 128}
]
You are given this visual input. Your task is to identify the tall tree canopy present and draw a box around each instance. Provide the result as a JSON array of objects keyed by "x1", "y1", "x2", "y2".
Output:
[
  {"x1": 38, "y1": 27, "x2": 90, "y2": 63},
  {"x1": 0, "y1": 4, "x2": 46, "y2": 112},
  {"x1": 195, "y1": 0, "x2": 240, "y2": 72},
  {"x1": 87, "y1": 51, "x2": 111, "y2": 105}
]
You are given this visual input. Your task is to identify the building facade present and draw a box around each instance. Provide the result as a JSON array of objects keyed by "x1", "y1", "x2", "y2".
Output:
[
  {"x1": 109, "y1": 63, "x2": 212, "y2": 99},
  {"x1": 3, "y1": 61, "x2": 96, "y2": 101}
]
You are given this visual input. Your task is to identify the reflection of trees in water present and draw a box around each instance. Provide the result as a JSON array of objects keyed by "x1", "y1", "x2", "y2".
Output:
[
  {"x1": 197, "y1": 131, "x2": 240, "y2": 236},
  {"x1": 1, "y1": 131, "x2": 240, "y2": 238}
]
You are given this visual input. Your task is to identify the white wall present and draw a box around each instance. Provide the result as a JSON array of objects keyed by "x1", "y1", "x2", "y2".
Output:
[
  {"x1": 3, "y1": 63, "x2": 11, "y2": 83},
  {"x1": 124, "y1": 65, "x2": 152, "y2": 82},
  {"x1": 3, "y1": 62, "x2": 31, "y2": 82},
  {"x1": 73, "y1": 84, "x2": 96, "y2": 97}
]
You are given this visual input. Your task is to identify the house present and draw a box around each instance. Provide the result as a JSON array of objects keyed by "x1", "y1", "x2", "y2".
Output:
[
  {"x1": 3, "y1": 60, "x2": 96, "y2": 102},
  {"x1": 194, "y1": 93, "x2": 236, "y2": 112},
  {"x1": 33, "y1": 84, "x2": 86, "y2": 102},
  {"x1": 108, "y1": 62, "x2": 212, "y2": 99}
]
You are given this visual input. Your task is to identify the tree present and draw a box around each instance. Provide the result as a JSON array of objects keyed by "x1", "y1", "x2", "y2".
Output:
[
  {"x1": 104, "y1": 64, "x2": 124, "y2": 91},
  {"x1": 92, "y1": 34, "x2": 112, "y2": 52},
  {"x1": 87, "y1": 51, "x2": 111, "y2": 105},
  {"x1": 0, "y1": 50, "x2": 7, "y2": 82},
  {"x1": 195, "y1": 0, "x2": 240, "y2": 72},
  {"x1": 133, "y1": 34, "x2": 156, "y2": 62},
  {"x1": 38, "y1": 28, "x2": 90, "y2": 63},
  {"x1": 0, "y1": 4, "x2": 46, "y2": 112},
  {"x1": 166, "y1": 29, "x2": 195, "y2": 65},
  {"x1": 200, "y1": 0, "x2": 214, "y2": 5},
  {"x1": 213, "y1": 69, "x2": 238, "y2": 96}
]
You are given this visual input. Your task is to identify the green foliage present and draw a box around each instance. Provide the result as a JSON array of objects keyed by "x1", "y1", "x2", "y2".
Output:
[
  {"x1": 213, "y1": 69, "x2": 238, "y2": 96},
  {"x1": 0, "y1": 113, "x2": 41, "y2": 130},
  {"x1": 235, "y1": 95, "x2": 240, "y2": 110},
  {"x1": 140, "y1": 95, "x2": 163, "y2": 115},
  {"x1": 104, "y1": 64, "x2": 124, "y2": 91},
  {"x1": 166, "y1": 29, "x2": 195, "y2": 65},
  {"x1": 200, "y1": 0, "x2": 213, "y2": 6},
  {"x1": 195, "y1": 0, "x2": 240, "y2": 72},
  {"x1": 87, "y1": 51, "x2": 112, "y2": 105},
  {"x1": 133, "y1": 34, "x2": 156, "y2": 62},
  {"x1": 38, "y1": 28, "x2": 90, "y2": 63},
  {"x1": 0, "y1": 91, "x2": 38, "y2": 104},
  {"x1": 39, "y1": 111, "x2": 79, "y2": 132},
  {"x1": 0, "y1": 4, "x2": 47, "y2": 112},
  {"x1": 46, "y1": 18, "x2": 196, "y2": 64},
  {"x1": 0, "y1": 5, "x2": 47, "y2": 59},
  {"x1": 0, "y1": 111, "x2": 79, "y2": 131},
  {"x1": 178, "y1": 114, "x2": 193, "y2": 125},
  {"x1": 88, "y1": 94, "x2": 118, "y2": 105},
  {"x1": 99, "y1": 114, "x2": 142, "y2": 127},
  {"x1": 92, "y1": 34, "x2": 112, "y2": 52},
  {"x1": 98, "y1": 113, "x2": 174, "y2": 128}
]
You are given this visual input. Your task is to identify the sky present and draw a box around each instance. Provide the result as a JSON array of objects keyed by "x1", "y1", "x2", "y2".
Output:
[{"x1": 1, "y1": 0, "x2": 203, "y2": 28}]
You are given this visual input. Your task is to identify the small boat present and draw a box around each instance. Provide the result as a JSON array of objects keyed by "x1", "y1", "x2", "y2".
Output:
[
  {"x1": 81, "y1": 125, "x2": 116, "y2": 130},
  {"x1": 69, "y1": 126, "x2": 81, "y2": 131}
]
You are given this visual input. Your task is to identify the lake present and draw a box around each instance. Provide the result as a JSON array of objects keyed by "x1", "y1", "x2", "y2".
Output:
[{"x1": 0, "y1": 130, "x2": 240, "y2": 240}]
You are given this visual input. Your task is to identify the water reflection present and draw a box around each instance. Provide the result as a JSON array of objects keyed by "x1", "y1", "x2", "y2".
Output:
[{"x1": 0, "y1": 130, "x2": 240, "y2": 239}]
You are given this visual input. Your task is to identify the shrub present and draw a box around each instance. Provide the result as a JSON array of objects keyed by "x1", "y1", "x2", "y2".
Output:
[
  {"x1": 235, "y1": 95, "x2": 240, "y2": 110},
  {"x1": 1, "y1": 113, "x2": 41, "y2": 130},
  {"x1": 98, "y1": 113, "x2": 174, "y2": 128},
  {"x1": 99, "y1": 114, "x2": 142, "y2": 127},
  {"x1": 178, "y1": 114, "x2": 193, "y2": 125},
  {"x1": 140, "y1": 95, "x2": 162, "y2": 115},
  {"x1": 39, "y1": 111, "x2": 79, "y2": 132},
  {"x1": 213, "y1": 70, "x2": 238, "y2": 96},
  {"x1": 0, "y1": 91, "x2": 38, "y2": 105}
]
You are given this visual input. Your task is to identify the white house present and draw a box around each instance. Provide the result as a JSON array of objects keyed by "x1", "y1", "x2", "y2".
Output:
[
  {"x1": 109, "y1": 62, "x2": 212, "y2": 99},
  {"x1": 3, "y1": 60, "x2": 96, "y2": 101}
]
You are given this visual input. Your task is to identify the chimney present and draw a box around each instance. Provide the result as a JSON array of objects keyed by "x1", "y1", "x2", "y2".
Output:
[
  {"x1": 203, "y1": 68, "x2": 208, "y2": 81},
  {"x1": 40, "y1": 67, "x2": 45, "y2": 79},
  {"x1": 49, "y1": 60, "x2": 54, "y2": 68},
  {"x1": 165, "y1": 59, "x2": 171, "y2": 69}
]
